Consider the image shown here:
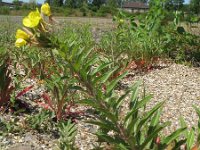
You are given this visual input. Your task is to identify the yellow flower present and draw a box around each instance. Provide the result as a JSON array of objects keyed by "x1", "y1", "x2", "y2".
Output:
[
  {"x1": 16, "y1": 29, "x2": 30, "y2": 40},
  {"x1": 41, "y1": 3, "x2": 51, "y2": 16},
  {"x1": 15, "y1": 38, "x2": 27, "y2": 47},
  {"x1": 23, "y1": 8, "x2": 41, "y2": 28}
]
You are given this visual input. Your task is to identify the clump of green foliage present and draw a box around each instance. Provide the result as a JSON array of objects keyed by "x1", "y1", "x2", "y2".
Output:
[
  {"x1": 99, "y1": 0, "x2": 200, "y2": 69},
  {"x1": 0, "y1": 1, "x2": 200, "y2": 149}
]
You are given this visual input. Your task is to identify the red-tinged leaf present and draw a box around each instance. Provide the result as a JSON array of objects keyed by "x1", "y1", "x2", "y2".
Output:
[
  {"x1": 111, "y1": 61, "x2": 136, "y2": 80},
  {"x1": 140, "y1": 60, "x2": 145, "y2": 65},
  {"x1": 36, "y1": 101, "x2": 52, "y2": 110},
  {"x1": 41, "y1": 93, "x2": 54, "y2": 110},
  {"x1": 16, "y1": 85, "x2": 34, "y2": 98}
]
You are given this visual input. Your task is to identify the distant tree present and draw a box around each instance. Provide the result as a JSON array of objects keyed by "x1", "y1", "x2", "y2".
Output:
[
  {"x1": 51, "y1": 0, "x2": 63, "y2": 6},
  {"x1": 173, "y1": 0, "x2": 184, "y2": 10},
  {"x1": 164, "y1": 0, "x2": 184, "y2": 10},
  {"x1": 107, "y1": 0, "x2": 118, "y2": 7},
  {"x1": 182, "y1": 4, "x2": 190, "y2": 13},
  {"x1": 65, "y1": 0, "x2": 76, "y2": 8},
  {"x1": 92, "y1": 0, "x2": 106, "y2": 8},
  {"x1": 164, "y1": 0, "x2": 174, "y2": 10},
  {"x1": 190, "y1": 0, "x2": 200, "y2": 14},
  {"x1": 29, "y1": 0, "x2": 37, "y2": 9},
  {"x1": 125, "y1": 0, "x2": 148, "y2": 3},
  {"x1": 13, "y1": 0, "x2": 21, "y2": 10},
  {"x1": 13, "y1": 0, "x2": 20, "y2": 5},
  {"x1": 65, "y1": 0, "x2": 84, "y2": 8}
]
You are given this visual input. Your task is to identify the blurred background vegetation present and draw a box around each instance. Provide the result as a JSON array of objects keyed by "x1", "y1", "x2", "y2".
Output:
[{"x1": 0, "y1": 0, "x2": 199, "y2": 19}]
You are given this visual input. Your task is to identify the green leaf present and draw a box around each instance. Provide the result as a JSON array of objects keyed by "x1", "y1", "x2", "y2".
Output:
[
  {"x1": 106, "y1": 71, "x2": 128, "y2": 94},
  {"x1": 179, "y1": 117, "x2": 188, "y2": 137},
  {"x1": 135, "y1": 95, "x2": 153, "y2": 110},
  {"x1": 93, "y1": 66, "x2": 118, "y2": 84},
  {"x1": 97, "y1": 107, "x2": 118, "y2": 123},
  {"x1": 172, "y1": 139, "x2": 187, "y2": 150},
  {"x1": 68, "y1": 85, "x2": 86, "y2": 93},
  {"x1": 77, "y1": 48, "x2": 93, "y2": 68},
  {"x1": 130, "y1": 81, "x2": 142, "y2": 108},
  {"x1": 90, "y1": 62, "x2": 112, "y2": 76},
  {"x1": 193, "y1": 105, "x2": 200, "y2": 118},
  {"x1": 82, "y1": 47, "x2": 93, "y2": 60},
  {"x1": 147, "y1": 108, "x2": 162, "y2": 136},
  {"x1": 96, "y1": 132, "x2": 118, "y2": 144},
  {"x1": 87, "y1": 120, "x2": 118, "y2": 132},
  {"x1": 58, "y1": 120, "x2": 77, "y2": 148},
  {"x1": 124, "y1": 95, "x2": 152, "y2": 124},
  {"x1": 114, "y1": 88, "x2": 132, "y2": 110},
  {"x1": 136, "y1": 102, "x2": 164, "y2": 135},
  {"x1": 187, "y1": 127, "x2": 195, "y2": 149},
  {"x1": 126, "y1": 117, "x2": 139, "y2": 135},
  {"x1": 118, "y1": 143, "x2": 129, "y2": 150},
  {"x1": 160, "y1": 127, "x2": 187, "y2": 149},
  {"x1": 141, "y1": 122, "x2": 170, "y2": 149},
  {"x1": 79, "y1": 99, "x2": 99, "y2": 108},
  {"x1": 84, "y1": 56, "x2": 99, "y2": 71},
  {"x1": 150, "y1": 108, "x2": 162, "y2": 127}
]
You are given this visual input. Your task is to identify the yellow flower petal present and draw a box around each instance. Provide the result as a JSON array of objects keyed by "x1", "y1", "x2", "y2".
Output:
[
  {"x1": 16, "y1": 29, "x2": 30, "y2": 40},
  {"x1": 29, "y1": 8, "x2": 41, "y2": 21},
  {"x1": 15, "y1": 38, "x2": 27, "y2": 47},
  {"x1": 23, "y1": 9, "x2": 42, "y2": 28},
  {"x1": 41, "y1": 3, "x2": 51, "y2": 16}
]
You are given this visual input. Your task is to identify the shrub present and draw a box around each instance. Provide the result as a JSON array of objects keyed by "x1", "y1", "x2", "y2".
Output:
[
  {"x1": 0, "y1": 6, "x2": 10, "y2": 15},
  {"x1": 97, "y1": 5, "x2": 117, "y2": 16}
]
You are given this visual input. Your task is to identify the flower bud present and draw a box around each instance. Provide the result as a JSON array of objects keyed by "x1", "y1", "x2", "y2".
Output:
[
  {"x1": 16, "y1": 29, "x2": 30, "y2": 40},
  {"x1": 15, "y1": 38, "x2": 27, "y2": 47},
  {"x1": 41, "y1": 3, "x2": 51, "y2": 17}
]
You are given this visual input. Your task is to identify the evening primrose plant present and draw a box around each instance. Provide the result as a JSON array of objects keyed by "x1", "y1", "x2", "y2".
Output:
[{"x1": 14, "y1": 2, "x2": 200, "y2": 149}]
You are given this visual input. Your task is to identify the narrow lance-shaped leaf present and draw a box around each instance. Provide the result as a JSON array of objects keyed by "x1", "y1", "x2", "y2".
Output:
[
  {"x1": 87, "y1": 120, "x2": 118, "y2": 132},
  {"x1": 118, "y1": 143, "x2": 129, "y2": 150},
  {"x1": 179, "y1": 117, "x2": 188, "y2": 137},
  {"x1": 83, "y1": 56, "x2": 98, "y2": 71},
  {"x1": 150, "y1": 107, "x2": 162, "y2": 127},
  {"x1": 114, "y1": 87, "x2": 132, "y2": 110},
  {"x1": 186, "y1": 127, "x2": 195, "y2": 149},
  {"x1": 130, "y1": 81, "x2": 142, "y2": 108},
  {"x1": 140, "y1": 122, "x2": 170, "y2": 149},
  {"x1": 193, "y1": 105, "x2": 200, "y2": 118},
  {"x1": 106, "y1": 71, "x2": 128, "y2": 94},
  {"x1": 160, "y1": 127, "x2": 187, "y2": 149},
  {"x1": 136, "y1": 101, "x2": 165, "y2": 135},
  {"x1": 90, "y1": 62, "x2": 112, "y2": 76},
  {"x1": 93, "y1": 66, "x2": 118, "y2": 84},
  {"x1": 124, "y1": 95, "x2": 152, "y2": 124},
  {"x1": 172, "y1": 139, "x2": 187, "y2": 150}
]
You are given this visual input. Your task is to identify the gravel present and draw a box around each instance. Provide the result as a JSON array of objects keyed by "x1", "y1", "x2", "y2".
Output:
[
  {"x1": 0, "y1": 63, "x2": 200, "y2": 149},
  {"x1": 122, "y1": 63, "x2": 200, "y2": 135}
]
